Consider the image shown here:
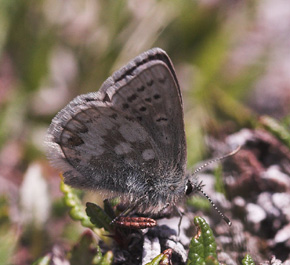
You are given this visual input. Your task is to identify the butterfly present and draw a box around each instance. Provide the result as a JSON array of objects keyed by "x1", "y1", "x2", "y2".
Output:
[{"x1": 46, "y1": 48, "x2": 235, "y2": 225}]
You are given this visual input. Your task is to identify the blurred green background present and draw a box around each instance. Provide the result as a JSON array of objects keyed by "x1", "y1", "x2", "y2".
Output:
[{"x1": 1, "y1": 0, "x2": 290, "y2": 264}]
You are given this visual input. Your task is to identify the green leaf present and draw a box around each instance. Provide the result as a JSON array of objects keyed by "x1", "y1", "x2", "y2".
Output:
[
  {"x1": 145, "y1": 253, "x2": 164, "y2": 265},
  {"x1": 242, "y1": 254, "x2": 255, "y2": 265},
  {"x1": 32, "y1": 254, "x2": 51, "y2": 265},
  {"x1": 0, "y1": 227, "x2": 17, "y2": 265},
  {"x1": 92, "y1": 245, "x2": 103, "y2": 265},
  {"x1": 260, "y1": 115, "x2": 290, "y2": 149},
  {"x1": 70, "y1": 232, "x2": 101, "y2": 265},
  {"x1": 103, "y1": 199, "x2": 117, "y2": 220},
  {"x1": 86, "y1": 202, "x2": 113, "y2": 232},
  {"x1": 60, "y1": 179, "x2": 94, "y2": 228},
  {"x1": 97, "y1": 250, "x2": 113, "y2": 265},
  {"x1": 159, "y1": 249, "x2": 172, "y2": 265},
  {"x1": 187, "y1": 216, "x2": 218, "y2": 265}
]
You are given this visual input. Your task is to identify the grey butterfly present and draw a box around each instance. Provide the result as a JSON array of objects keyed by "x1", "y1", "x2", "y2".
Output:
[{"x1": 46, "y1": 48, "x2": 191, "y2": 215}]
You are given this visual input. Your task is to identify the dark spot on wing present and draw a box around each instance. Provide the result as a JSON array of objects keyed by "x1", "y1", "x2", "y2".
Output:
[
  {"x1": 125, "y1": 116, "x2": 134, "y2": 121},
  {"x1": 69, "y1": 119, "x2": 89, "y2": 134},
  {"x1": 72, "y1": 157, "x2": 81, "y2": 164},
  {"x1": 63, "y1": 134, "x2": 84, "y2": 147},
  {"x1": 158, "y1": 76, "x2": 166, "y2": 83},
  {"x1": 78, "y1": 124, "x2": 88, "y2": 134},
  {"x1": 156, "y1": 117, "x2": 168, "y2": 122},
  {"x1": 153, "y1": 94, "x2": 161, "y2": 100},
  {"x1": 147, "y1": 79, "x2": 154, "y2": 86},
  {"x1": 103, "y1": 93, "x2": 110, "y2": 102},
  {"x1": 128, "y1": 94, "x2": 138, "y2": 102},
  {"x1": 110, "y1": 113, "x2": 118, "y2": 120},
  {"x1": 139, "y1": 106, "x2": 146, "y2": 112},
  {"x1": 137, "y1": 85, "x2": 145, "y2": 92},
  {"x1": 75, "y1": 111, "x2": 93, "y2": 123},
  {"x1": 123, "y1": 103, "x2": 129, "y2": 109},
  {"x1": 84, "y1": 97, "x2": 95, "y2": 102}
]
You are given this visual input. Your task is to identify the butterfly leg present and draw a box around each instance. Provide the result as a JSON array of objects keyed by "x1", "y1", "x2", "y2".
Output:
[{"x1": 173, "y1": 205, "x2": 184, "y2": 238}]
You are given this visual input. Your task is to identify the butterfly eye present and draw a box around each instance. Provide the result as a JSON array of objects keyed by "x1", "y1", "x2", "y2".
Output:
[{"x1": 185, "y1": 181, "x2": 193, "y2": 195}]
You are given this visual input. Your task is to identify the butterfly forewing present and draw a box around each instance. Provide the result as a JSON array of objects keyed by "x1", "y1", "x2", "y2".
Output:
[{"x1": 107, "y1": 61, "x2": 186, "y2": 174}]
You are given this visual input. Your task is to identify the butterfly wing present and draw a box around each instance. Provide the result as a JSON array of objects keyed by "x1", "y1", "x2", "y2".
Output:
[{"x1": 46, "y1": 48, "x2": 187, "y2": 199}]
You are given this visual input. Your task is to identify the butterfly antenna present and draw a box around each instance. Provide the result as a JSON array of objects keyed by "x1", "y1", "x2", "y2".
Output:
[
  {"x1": 195, "y1": 181, "x2": 232, "y2": 226},
  {"x1": 192, "y1": 146, "x2": 241, "y2": 176},
  {"x1": 191, "y1": 146, "x2": 240, "y2": 226}
]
